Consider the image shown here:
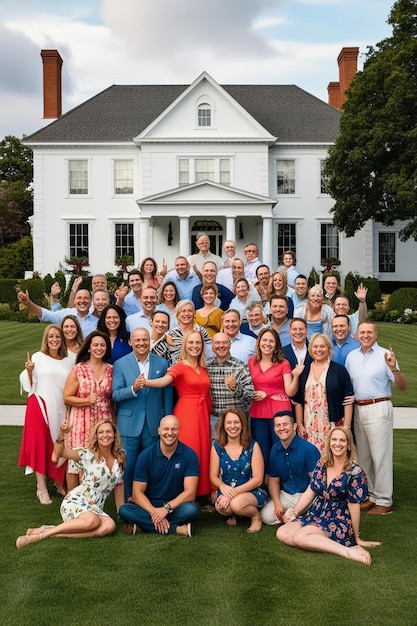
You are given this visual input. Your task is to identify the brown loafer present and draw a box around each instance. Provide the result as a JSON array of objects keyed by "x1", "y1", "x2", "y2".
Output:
[
  {"x1": 360, "y1": 499, "x2": 375, "y2": 511},
  {"x1": 123, "y1": 522, "x2": 141, "y2": 535},
  {"x1": 368, "y1": 505, "x2": 393, "y2": 515}
]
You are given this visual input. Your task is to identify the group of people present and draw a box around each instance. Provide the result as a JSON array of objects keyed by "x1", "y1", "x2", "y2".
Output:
[{"x1": 15, "y1": 235, "x2": 406, "y2": 567}]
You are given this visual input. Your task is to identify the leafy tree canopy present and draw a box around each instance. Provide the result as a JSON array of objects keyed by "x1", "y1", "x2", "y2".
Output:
[
  {"x1": 0, "y1": 135, "x2": 33, "y2": 186},
  {"x1": 325, "y1": 0, "x2": 417, "y2": 241},
  {"x1": 0, "y1": 135, "x2": 33, "y2": 246}
]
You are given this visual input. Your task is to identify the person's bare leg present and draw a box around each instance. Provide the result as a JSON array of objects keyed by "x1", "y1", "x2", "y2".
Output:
[
  {"x1": 17, "y1": 513, "x2": 116, "y2": 547},
  {"x1": 66, "y1": 472, "x2": 79, "y2": 492},
  {"x1": 280, "y1": 524, "x2": 372, "y2": 565},
  {"x1": 35, "y1": 472, "x2": 52, "y2": 504},
  {"x1": 230, "y1": 494, "x2": 262, "y2": 533}
]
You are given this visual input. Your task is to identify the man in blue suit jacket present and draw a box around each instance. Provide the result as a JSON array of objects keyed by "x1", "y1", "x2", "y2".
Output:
[{"x1": 112, "y1": 328, "x2": 173, "y2": 501}]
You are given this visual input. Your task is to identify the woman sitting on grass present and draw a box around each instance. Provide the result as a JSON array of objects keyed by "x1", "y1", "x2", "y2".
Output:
[
  {"x1": 16, "y1": 419, "x2": 125, "y2": 548},
  {"x1": 210, "y1": 408, "x2": 267, "y2": 533},
  {"x1": 276, "y1": 427, "x2": 380, "y2": 565}
]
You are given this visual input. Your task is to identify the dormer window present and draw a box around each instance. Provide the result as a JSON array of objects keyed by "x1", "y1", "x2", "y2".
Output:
[{"x1": 198, "y1": 104, "x2": 211, "y2": 127}]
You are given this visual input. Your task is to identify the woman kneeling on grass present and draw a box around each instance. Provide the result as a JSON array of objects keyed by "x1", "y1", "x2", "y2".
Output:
[
  {"x1": 210, "y1": 408, "x2": 267, "y2": 533},
  {"x1": 16, "y1": 419, "x2": 125, "y2": 548},
  {"x1": 277, "y1": 427, "x2": 380, "y2": 565}
]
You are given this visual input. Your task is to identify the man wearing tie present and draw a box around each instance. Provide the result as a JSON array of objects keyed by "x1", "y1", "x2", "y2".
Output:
[{"x1": 112, "y1": 328, "x2": 173, "y2": 501}]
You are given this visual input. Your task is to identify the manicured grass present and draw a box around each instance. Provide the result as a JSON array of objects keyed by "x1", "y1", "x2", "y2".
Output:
[
  {"x1": 2, "y1": 426, "x2": 417, "y2": 626},
  {"x1": 1, "y1": 320, "x2": 415, "y2": 406}
]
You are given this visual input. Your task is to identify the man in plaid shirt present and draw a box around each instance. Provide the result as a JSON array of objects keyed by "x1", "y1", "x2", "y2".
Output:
[{"x1": 206, "y1": 332, "x2": 255, "y2": 438}]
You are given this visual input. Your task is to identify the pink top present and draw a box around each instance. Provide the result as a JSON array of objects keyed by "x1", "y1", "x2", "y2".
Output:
[{"x1": 248, "y1": 357, "x2": 292, "y2": 418}]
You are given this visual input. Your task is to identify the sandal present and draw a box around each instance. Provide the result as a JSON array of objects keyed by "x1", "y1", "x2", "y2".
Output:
[
  {"x1": 16, "y1": 532, "x2": 45, "y2": 549},
  {"x1": 36, "y1": 488, "x2": 52, "y2": 505},
  {"x1": 26, "y1": 525, "x2": 55, "y2": 536}
]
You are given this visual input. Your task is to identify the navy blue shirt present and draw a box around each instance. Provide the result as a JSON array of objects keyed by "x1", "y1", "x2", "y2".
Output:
[
  {"x1": 268, "y1": 434, "x2": 320, "y2": 494},
  {"x1": 133, "y1": 440, "x2": 199, "y2": 506}
]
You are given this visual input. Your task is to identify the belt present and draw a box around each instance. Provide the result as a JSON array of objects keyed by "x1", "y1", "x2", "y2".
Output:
[{"x1": 355, "y1": 397, "x2": 391, "y2": 406}]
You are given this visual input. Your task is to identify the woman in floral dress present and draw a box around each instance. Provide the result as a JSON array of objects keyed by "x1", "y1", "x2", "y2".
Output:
[
  {"x1": 16, "y1": 419, "x2": 125, "y2": 548},
  {"x1": 294, "y1": 333, "x2": 353, "y2": 453},
  {"x1": 277, "y1": 427, "x2": 380, "y2": 565},
  {"x1": 64, "y1": 331, "x2": 114, "y2": 490}
]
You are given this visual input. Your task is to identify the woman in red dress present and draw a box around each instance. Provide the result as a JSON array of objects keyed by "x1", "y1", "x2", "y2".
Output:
[
  {"x1": 248, "y1": 328, "x2": 304, "y2": 471},
  {"x1": 142, "y1": 330, "x2": 212, "y2": 497}
]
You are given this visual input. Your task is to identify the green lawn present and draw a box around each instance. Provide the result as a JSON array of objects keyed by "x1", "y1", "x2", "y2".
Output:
[
  {"x1": 1, "y1": 426, "x2": 416, "y2": 626},
  {"x1": 1, "y1": 320, "x2": 415, "y2": 406}
]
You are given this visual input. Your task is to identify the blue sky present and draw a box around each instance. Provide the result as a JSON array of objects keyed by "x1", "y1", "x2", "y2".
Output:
[{"x1": 0, "y1": 0, "x2": 395, "y2": 138}]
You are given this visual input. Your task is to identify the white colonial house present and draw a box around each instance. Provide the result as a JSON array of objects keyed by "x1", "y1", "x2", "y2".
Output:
[{"x1": 24, "y1": 50, "x2": 416, "y2": 284}]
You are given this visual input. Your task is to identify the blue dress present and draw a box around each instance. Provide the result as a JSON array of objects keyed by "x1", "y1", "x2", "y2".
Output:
[
  {"x1": 300, "y1": 462, "x2": 368, "y2": 546},
  {"x1": 213, "y1": 440, "x2": 267, "y2": 507}
]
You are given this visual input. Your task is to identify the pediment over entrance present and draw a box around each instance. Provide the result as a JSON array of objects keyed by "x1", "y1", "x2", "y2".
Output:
[{"x1": 137, "y1": 180, "x2": 276, "y2": 217}]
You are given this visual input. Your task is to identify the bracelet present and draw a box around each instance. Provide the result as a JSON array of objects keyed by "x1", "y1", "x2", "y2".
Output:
[
  {"x1": 163, "y1": 502, "x2": 173, "y2": 513},
  {"x1": 391, "y1": 369, "x2": 399, "y2": 373},
  {"x1": 56, "y1": 438, "x2": 65, "y2": 444}
]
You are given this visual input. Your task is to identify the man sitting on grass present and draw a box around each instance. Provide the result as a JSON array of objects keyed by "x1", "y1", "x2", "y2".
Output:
[{"x1": 119, "y1": 415, "x2": 199, "y2": 537}]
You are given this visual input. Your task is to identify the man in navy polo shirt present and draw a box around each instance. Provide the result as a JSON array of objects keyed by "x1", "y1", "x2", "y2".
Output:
[
  {"x1": 119, "y1": 415, "x2": 199, "y2": 536},
  {"x1": 261, "y1": 411, "x2": 320, "y2": 525}
]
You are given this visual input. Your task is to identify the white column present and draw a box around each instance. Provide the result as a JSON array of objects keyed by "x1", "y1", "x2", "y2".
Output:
[
  {"x1": 262, "y1": 216, "x2": 273, "y2": 268},
  {"x1": 139, "y1": 217, "x2": 150, "y2": 259},
  {"x1": 179, "y1": 216, "x2": 190, "y2": 257},
  {"x1": 226, "y1": 216, "x2": 236, "y2": 243}
]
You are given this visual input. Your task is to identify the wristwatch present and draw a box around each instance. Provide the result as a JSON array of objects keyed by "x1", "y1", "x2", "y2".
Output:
[{"x1": 163, "y1": 502, "x2": 173, "y2": 513}]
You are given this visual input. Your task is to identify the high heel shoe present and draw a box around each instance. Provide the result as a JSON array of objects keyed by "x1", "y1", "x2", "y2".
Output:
[{"x1": 36, "y1": 487, "x2": 52, "y2": 505}]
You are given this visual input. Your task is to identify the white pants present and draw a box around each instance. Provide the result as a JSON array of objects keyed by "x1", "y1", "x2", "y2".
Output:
[
  {"x1": 261, "y1": 491, "x2": 303, "y2": 525},
  {"x1": 354, "y1": 400, "x2": 393, "y2": 507}
]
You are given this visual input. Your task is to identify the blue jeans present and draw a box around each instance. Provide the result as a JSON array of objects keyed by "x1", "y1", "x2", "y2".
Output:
[
  {"x1": 250, "y1": 417, "x2": 279, "y2": 473},
  {"x1": 119, "y1": 502, "x2": 199, "y2": 534},
  {"x1": 121, "y1": 424, "x2": 158, "y2": 501}
]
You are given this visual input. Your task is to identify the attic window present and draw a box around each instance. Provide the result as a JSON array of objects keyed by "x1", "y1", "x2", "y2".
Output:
[{"x1": 198, "y1": 104, "x2": 211, "y2": 127}]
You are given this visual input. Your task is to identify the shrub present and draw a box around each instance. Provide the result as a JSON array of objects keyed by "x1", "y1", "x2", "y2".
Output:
[
  {"x1": 19, "y1": 277, "x2": 47, "y2": 307},
  {"x1": 343, "y1": 272, "x2": 381, "y2": 310},
  {"x1": 0, "y1": 279, "x2": 20, "y2": 310},
  {"x1": 308, "y1": 267, "x2": 320, "y2": 287},
  {"x1": 387, "y1": 288, "x2": 417, "y2": 313},
  {"x1": 0, "y1": 236, "x2": 33, "y2": 278}
]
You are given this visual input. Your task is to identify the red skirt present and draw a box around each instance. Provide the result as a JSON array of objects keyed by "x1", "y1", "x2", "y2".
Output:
[{"x1": 18, "y1": 394, "x2": 66, "y2": 483}]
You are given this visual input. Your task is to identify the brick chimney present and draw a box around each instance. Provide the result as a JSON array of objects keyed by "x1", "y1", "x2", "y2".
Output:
[
  {"x1": 327, "y1": 46, "x2": 359, "y2": 110},
  {"x1": 41, "y1": 49, "x2": 63, "y2": 119}
]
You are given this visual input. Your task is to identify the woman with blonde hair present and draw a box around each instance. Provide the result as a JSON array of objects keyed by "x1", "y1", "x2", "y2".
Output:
[
  {"x1": 18, "y1": 324, "x2": 72, "y2": 504},
  {"x1": 142, "y1": 330, "x2": 212, "y2": 498},
  {"x1": 293, "y1": 333, "x2": 353, "y2": 452},
  {"x1": 266, "y1": 269, "x2": 294, "y2": 317},
  {"x1": 294, "y1": 285, "x2": 334, "y2": 338},
  {"x1": 16, "y1": 419, "x2": 126, "y2": 548},
  {"x1": 277, "y1": 427, "x2": 380, "y2": 565}
]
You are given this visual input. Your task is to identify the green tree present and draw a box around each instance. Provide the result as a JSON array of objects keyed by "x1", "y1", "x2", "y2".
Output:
[
  {"x1": 325, "y1": 0, "x2": 417, "y2": 241},
  {"x1": 0, "y1": 235, "x2": 33, "y2": 278},
  {"x1": 0, "y1": 135, "x2": 33, "y2": 186},
  {"x1": 0, "y1": 135, "x2": 33, "y2": 246}
]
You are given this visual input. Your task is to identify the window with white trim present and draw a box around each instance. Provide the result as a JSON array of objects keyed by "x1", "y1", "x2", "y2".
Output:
[
  {"x1": 68, "y1": 160, "x2": 88, "y2": 195},
  {"x1": 277, "y1": 160, "x2": 295, "y2": 194},
  {"x1": 69, "y1": 223, "x2": 89, "y2": 260},
  {"x1": 114, "y1": 160, "x2": 134, "y2": 194},
  {"x1": 198, "y1": 104, "x2": 211, "y2": 127},
  {"x1": 115, "y1": 223, "x2": 134, "y2": 263},
  {"x1": 277, "y1": 223, "x2": 296, "y2": 260},
  {"x1": 378, "y1": 232, "x2": 396, "y2": 273},
  {"x1": 178, "y1": 158, "x2": 231, "y2": 186},
  {"x1": 320, "y1": 223, "x2": 339, "y2": 260}
]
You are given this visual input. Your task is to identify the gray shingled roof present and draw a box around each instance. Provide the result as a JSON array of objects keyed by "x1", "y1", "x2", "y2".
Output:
[{"x1": 25, "y1": 83, "x2": 340, "y2": 144}]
